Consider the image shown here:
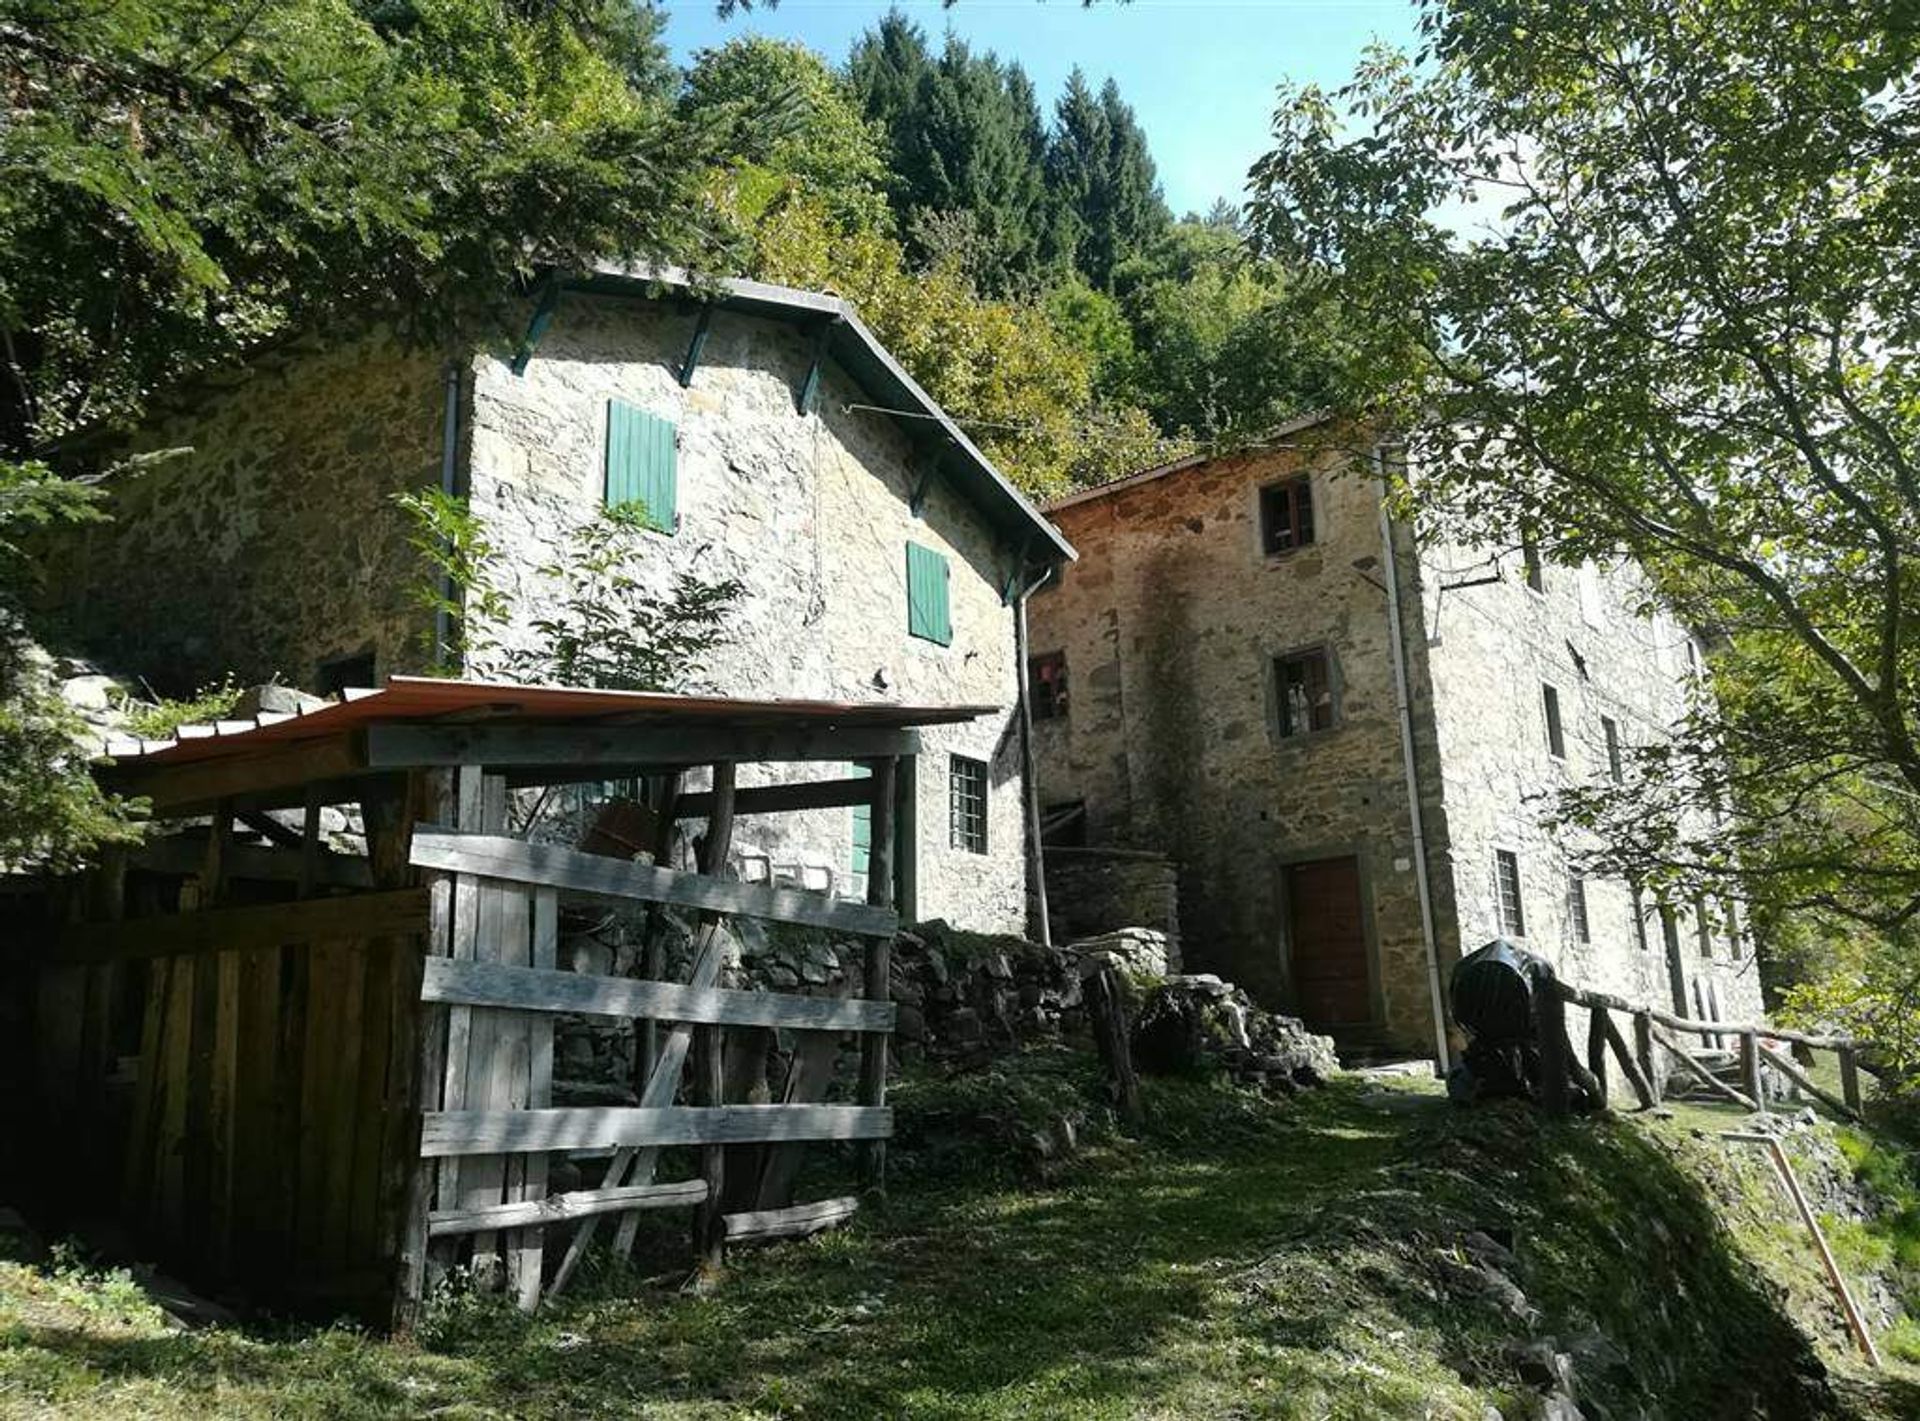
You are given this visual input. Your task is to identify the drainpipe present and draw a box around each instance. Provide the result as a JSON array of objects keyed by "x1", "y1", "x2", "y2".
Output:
[
  {"x1": 435, "y1": 361, "x2": 461, "y2": 671},
  {"x1": 1013, "y1": 563, "x2": 1055, "y2": 947},
  {"x1": 1372, "y1": 443, "x2": 1451, "y2": 1072}
]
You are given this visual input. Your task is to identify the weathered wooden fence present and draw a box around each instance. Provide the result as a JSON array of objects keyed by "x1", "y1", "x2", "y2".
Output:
[
  {"x1": 1537, "y1": 976, "x2": 1862, "y2": 1120},
  {"x1": 398, "y1": 761, "x2": 899, "y2": 1315}
]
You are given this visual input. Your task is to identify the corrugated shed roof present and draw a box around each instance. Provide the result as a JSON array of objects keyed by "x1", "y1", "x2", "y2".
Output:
[{"x1": 99, "y1": 676, "x2": 995, "y2": 768}]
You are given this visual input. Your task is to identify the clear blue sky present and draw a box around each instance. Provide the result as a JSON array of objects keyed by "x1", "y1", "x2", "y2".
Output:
[{"x1": 661, "y1": 1, "x2": 1422, "y2": 217}]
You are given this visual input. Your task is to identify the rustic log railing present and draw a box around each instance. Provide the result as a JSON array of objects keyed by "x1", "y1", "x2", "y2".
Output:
[
  {"x1": 1537, "y1": 977, "x2": 1862, "y2": 1121},
  {"x1": 399, "y1": 760, "x2": 900, "y2": 1314}
]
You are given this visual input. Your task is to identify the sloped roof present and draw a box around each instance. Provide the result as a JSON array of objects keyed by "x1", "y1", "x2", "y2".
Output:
[
  {"x1": 1043, "y1": 409, "x2": 1342, "y2": 514},
  {"x1": 579, "y1": 266, "x2": 1075, "y2": 565}
]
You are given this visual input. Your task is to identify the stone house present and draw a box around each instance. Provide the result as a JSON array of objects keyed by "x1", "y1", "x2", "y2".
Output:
[
  {"x1": 1026, "y1": 413, "x2": 1763, "y2": 1059},
  {"x1": 48, "y1": 269, "x2": 1074, "y2": 936}
]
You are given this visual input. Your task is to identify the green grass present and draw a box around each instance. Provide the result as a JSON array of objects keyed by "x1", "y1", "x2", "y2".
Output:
[{"x1": 3, "y1": 1057, "x2": 1918, "y2": 1419}]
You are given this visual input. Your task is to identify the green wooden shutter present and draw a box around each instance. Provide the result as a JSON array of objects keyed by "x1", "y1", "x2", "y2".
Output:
[
  {"x1": 849, "y1": 763, "x2": 872, "y2": 891},
  {"x1": 605, "y1": 400, "x2": 677, "y2": 533},
  {"x1": 906, "y1": 541, "x2": 952, "y2": 646}
]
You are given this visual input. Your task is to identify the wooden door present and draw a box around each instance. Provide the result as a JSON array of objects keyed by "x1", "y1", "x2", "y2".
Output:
[{"x1": 1286, "y1": 856, "x2": 1372, "y2": 1028}]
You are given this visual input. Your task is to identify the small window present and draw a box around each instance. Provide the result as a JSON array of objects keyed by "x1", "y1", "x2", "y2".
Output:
[
  {"x1": 906, "y1": 542, "x2": 952, "y2": 645},
  {"x1": 1542, "y1": 684, "x2": 1566, "y2": 759},
  {"x1": 1028, "y1": 651, "x2": 1069, "y2": 720},
  {"x1": 605, "y1": 400, "x2": 677, "y2": 532},
  {"x1": 1630, "y1": 880, "x2": 1650, "y2": 951},
  {"x1": 1602, "y1": 717, "x2": 1623, "y2": 784},
  {"x1": 1522, "y1": 535, "x2": 1545, "y2": 593},
  {"x1": 1566, "y1": 873, "x2": 1590, "y2": 943},
  {"x1": 1259, "y1": 476, "x2": 1315, "y2": 556},
  {"x1": 949, "y1": 754, "x2": 988, "y2": 854},
  {"x1": 316, "y1": 650, "x2": 376, "y2": 697},
  {"x1": 1275, "y1": 649, "x2": 1335, "y2": 737},
  {"x1": 1495, "y1": 850, "x2": 1525, "y2": 938},
  {"x1": 1694, "y1": 896, "x2": 1714, "y2": 958}
]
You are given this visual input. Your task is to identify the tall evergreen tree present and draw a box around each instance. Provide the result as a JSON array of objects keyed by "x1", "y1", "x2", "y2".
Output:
[{"x1": 1046, "y1": 70, "x2": 1170, "y2": 289}]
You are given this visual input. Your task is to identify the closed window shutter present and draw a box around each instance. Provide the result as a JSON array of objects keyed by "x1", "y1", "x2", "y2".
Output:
[
  {"x1": 906, "y1": 541, "x2": 952, "y2": 645},
  {"x1": 605, "y1": 400, "x2": 677, "y2": 532},
  {"x1": 849, "y1": 762, "x2": 872, "y2": 892}
]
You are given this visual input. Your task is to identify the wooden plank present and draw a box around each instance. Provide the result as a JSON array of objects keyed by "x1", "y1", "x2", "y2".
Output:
[
  {"x1": 132, "y1": 835, "x2": 373, "y2": 889},
  {"x1": 724, "y1": 1195, "x2": 858, "y2": 1244},
  {"x1": 1086, "y1": 963, "x2": 1142, "y2": 1124},
  {"x1": 319, "y1": 941, "x2": 369, "y2": 1267},
  {"x1": 51, "y1": 888, "x2": 431, "y2": 965},
  {"x1": 606, "y1": 760, "x2": 739, "y2": 1264},
  {"x1": 514, "y1": 887, "x2": 558, "y2": 1311},
  {"x1": 1551, "y1": 982, "x2": 1852, "y2": 1049},
  {"x1": 367, "y1": 722, "x2": 922, "y2": 772},
  {"x1": 858, "y1": 756, "x2": 897, "y2": 1190},
  {"x1": 409, "y1": 831, "x2": 897, "y2": 938},
  {"x1": 457, "y1": 776, "x2": 514, "y2": 1284},
  {"x1": 420, "y1": 957, "x2": 897, "y2": 1032},
  {"x1": 155, "y1": 951, "x2": 195, "y2": 1244},
  {"x1": 421, "y1": 1105, "x2": 893, "y2": 1157},
  {"x1": 105, "y1": 731, "x2": 369, "y2": 816},
  {"x1": 694, "y1": 1023, "x2": 726, "y2": 1275},
  {"x1": 430, "y1": 1180, "x2": 707, "y2": 1238},
  {"x1": 1838, "y1": 1046, "x2": 1862, "y2": 1114},
  {"x1": 186, "y1": 809, "x2": 231, "y2": 1265},
  {"x1": 674, "y1": 775, "x2": 878, "y2": 819}
]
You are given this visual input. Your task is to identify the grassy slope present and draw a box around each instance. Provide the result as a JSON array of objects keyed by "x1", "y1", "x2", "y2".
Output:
[{"x1": 2, "y1": 1053, "x2": 1918, "y2": 1420}]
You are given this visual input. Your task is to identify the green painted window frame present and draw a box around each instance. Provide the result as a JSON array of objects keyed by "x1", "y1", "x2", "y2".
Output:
[
  {"x1": 604, "y1": 399, "x2": 678, "y2": 533},
  {"x1": 905, "y1": 541, "x2": 952, "y2": 646}
]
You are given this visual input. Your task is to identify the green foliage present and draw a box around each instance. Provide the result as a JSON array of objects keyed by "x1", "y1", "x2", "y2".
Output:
[
  {"x1": 120, "y1": 675, "x2": 241, "y2": 740},
  {"x1": 1046, "y1": 69, "x2": 1170, "y2": 290},
  {"x1": 1248, "y1": 0, "x2": 1920, "y2": 977},
  {"x1": 680, "y1": 35, "x2": 890, "y2": 231},
  {"x1": 0, "y1": 0, "x2": 721, "y2": 450},
  {"x1": 396, "y1": 491, "x2": 743, "y2": 692},
  {"x1": 0, "y1": 460, "x2": 141, "y2": 869}
]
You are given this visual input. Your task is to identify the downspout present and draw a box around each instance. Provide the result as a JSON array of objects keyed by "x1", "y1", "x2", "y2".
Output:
[
  {"x1": 1372, "y1": 443, "x2": 1451, "y2": 1072},
  {"x1": 434, "y1": 360, "x2": 461, "y2": 671},
  {"x1": 1013, "y1": 561, "x2": 1056, "y2": 947}
]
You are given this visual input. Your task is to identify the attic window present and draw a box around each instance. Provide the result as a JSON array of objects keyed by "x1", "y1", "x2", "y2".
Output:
[{"x1": 1259, "y1": 476, "x2": 1315, "y2": 556}]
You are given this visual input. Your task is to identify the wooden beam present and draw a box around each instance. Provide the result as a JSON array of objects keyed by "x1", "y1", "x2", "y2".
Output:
[
  {"x1": 1651, "y1": 1026, "x2": 1758, "y2": 1111},
  {"x1": 1838, "y1": 1046, "x2": 1863, "y2": 1114},
  {"x1": 103, "y1": 732, "x2": 370, "y2": 817},
  {"x1": 859, "y1": 757, "x2": 897, "y2": 1191},
  {"x1": 409, "y1": 830, "x2": 898, "y2": 937},
  {"x1": 420, "y1": 957, "x2": 895, "y2": 1031},
  {"x1": 129, "y1": 835, "x2": 373, "y2": 890},
  {"x1": 679, "y1": 304, "x2": 713, "y2": 388},
  {"x1": 419, "y1": 1104, "x2": 893, "y2": 1157},
  {"x1": 1551, "y1": 981, "x2": 1852, "y2": 1051},
  {"x1": 51, "y1": 888, "x2": 429, "y2": 965},
  {"x1": 1600, "y1": 1009, "x2": 1656, "y2": 1110},
  {"x1": 366, "y1": 722, "x2": 921, "y2": 772},
  {"x1": 723, "y1": 1195, "x2": 857, "y2": 1244},
  {"x1": 428, "y1": 1180, "x2": 706, "y2": 1238},
  {"x1": 1759, "y1": 1045, "x2": 1860, "y2": 1122},
  {"x1": 674, "y1": 775, "x2": 879, "y2": 819}
]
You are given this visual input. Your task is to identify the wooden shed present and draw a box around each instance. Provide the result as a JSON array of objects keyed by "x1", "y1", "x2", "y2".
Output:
[{"x1": 14, "y1": 678, "x2": 972, "y2": 1323}]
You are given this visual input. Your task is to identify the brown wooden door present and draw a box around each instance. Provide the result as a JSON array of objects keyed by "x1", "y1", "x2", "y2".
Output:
[{"x1": 1286, "y1": 856, "x2": 1372, "y2": 1028}]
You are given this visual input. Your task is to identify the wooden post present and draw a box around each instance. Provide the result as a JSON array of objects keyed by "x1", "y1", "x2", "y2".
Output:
[
  {"x1": 859, "y1": 757, "x2": 897, "y2": 1192},
  {"x1": 1085, "y1": 963, "x2": 1142, "y2": 1124},
  {"x1": 1533, "y1": 976, "x2": 1571, "y2": 1116},
  {"x1": 693, "y1": 1019, "x2": 726, "y2": 1277},
  {"x1": 1838, "y1": 1046, "x2": 1862, "y2": 1115},
  {"x1": 1740, "y1": 1030, "x2": 1765, "y2": 1110},
  {"x1": 1634, "y1": 1011, "x2": 1660, "y2": 1106},
  {"x1": 1586, "y1": 1005, "x2": 1610, "y2": 1109},
  {"x1": 1599, "y1": 1010, "x2": 1655, "y2": 1110}
]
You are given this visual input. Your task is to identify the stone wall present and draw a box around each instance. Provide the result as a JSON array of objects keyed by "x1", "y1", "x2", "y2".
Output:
[
  {"x1": 1415, "y1": 538, "x2": 1766, "y2": 1033},
  {"x1": 1029, "y1": 426, "x2": 1451, "y2": 1052},
  {"x1": 1042, "y1": 847, "x2": 1180, "y2": 955},
  {"x1": 44, "y1": 330, "x2": 444, "y2": 694},
  {"x1": 467, "y1": 291, "x2": 1034, "y2": 935}
]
